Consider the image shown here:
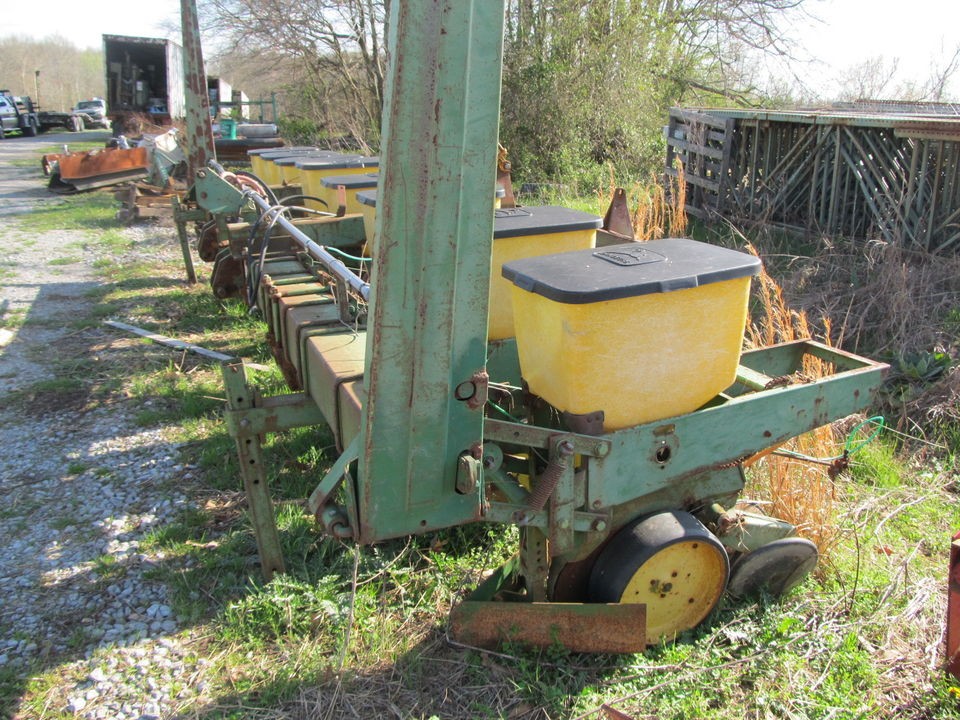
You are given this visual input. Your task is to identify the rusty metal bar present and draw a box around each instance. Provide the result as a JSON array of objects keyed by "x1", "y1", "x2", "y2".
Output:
[
  {"x1": 449, "y1": 601, "x2": 646, "y2": 653},
  {"x1": 172, "y1": 196, "x2": 198, "y2": 284},
  {"x1": 180, "y1": 0, "x2": 216, "y2": 179},
  {"x1": 948, "y1": 531, "x2": 960, "y2": 679},
  {"x1": 222, "y1": 362, "x2": 285, "y2": 578}
]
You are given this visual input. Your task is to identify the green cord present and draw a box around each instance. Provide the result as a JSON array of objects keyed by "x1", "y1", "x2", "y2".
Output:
[
  {"x1": 488, "y1": 400, "x2": 521, "y2": 422},
  {"x1": 844, "y1": 415, "x2": 885, "y2": 455},
  {"x1": 771, "y1": 415, "x2": 885, "y2": 464},
  {"x1": 324, "y1": 246, "x2": 372, "y2": 263}
]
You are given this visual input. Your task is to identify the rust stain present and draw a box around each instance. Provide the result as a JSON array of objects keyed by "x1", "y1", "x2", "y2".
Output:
[{"x1": 448, "y1": 601, "x2": 646, "y2": 653}]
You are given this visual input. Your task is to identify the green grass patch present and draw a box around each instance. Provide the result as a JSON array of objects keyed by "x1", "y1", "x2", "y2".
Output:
[
  {"x1": 92, "y1": 554, "x2": 128, "y2": 584},
  {"x1": 0, "y1": 377, "x2": 86, "y2": 414},
  {"x1": 0, "y1": 306, "x2": 26, "y2": 329},
  {"x1": 13, "y1": 192, "x2": 115, "y2": 233},
  {"x1": 9, "y1": 156, "x2": 44, "y2": 170}
]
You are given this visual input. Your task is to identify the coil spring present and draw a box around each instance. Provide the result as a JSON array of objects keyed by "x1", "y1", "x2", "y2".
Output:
[{"x1": 527, "y1": 441, "x2": 574, "y2": 511}]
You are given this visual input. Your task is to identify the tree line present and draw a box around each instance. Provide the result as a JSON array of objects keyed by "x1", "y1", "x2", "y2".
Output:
[
  {"x1": 198, "y1": 0, "x2": 818, "y2": 183},
  {"x1": 4, "y1": 4, "x2": 959, "y2": 187},
  {"x1": 0, "y1": 36, "x2": 104, "y2": 112}
]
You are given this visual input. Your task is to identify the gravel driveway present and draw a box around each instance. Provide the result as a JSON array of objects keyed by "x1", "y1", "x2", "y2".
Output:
[{"x1": 0, "y1": 132, "x2": 207, "y2": 719}]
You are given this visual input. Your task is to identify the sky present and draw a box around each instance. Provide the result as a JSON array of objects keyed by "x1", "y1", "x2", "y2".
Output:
[
  {"x1": 3, "y1": 0, "x2": 960, "y2": 102},
  {"x1": 4, "y1": 1, "x2": 182, "y2": 50},
  {"x1": 777, "y1": 0, "x2": 960, "y2": 100}
]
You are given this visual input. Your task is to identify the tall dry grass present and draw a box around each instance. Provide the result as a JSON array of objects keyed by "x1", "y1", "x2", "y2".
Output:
[
  {"x1": 745, "y1": 242, "x2": 843, "y2": 557},
  {"x1": 597, "y1": 162, "x2": 687, "y2": 241}
]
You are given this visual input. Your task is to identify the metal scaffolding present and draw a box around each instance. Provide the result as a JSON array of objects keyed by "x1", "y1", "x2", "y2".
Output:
[{"x1": 667, "y1": 104, "x2": 960, "y2": 252}]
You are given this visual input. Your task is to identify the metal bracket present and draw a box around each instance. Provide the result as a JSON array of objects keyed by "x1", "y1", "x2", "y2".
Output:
[
  {"x1": 223, "y1": 391, "x2": 326, "y2": 437},
  {"x1": 484, "y1": 418, "x2": 611, "y2": 457},
  {"x1": 520, "y1": 528, "x2": 549, "y2": 602},
  {"x1": 548, "y1": 436, "x2": 578, "y2": 555},
  {"x1": 307, "y1": 436, "x2": 360, "y2": 534},
  {"x1": 221, "y1": 361, "x2": 285, "y2": 579}
]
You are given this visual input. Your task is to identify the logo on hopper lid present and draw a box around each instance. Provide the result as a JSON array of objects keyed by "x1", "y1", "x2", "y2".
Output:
[{"x1": 594, "y1": 247, "x2": 665, "y2": 267}]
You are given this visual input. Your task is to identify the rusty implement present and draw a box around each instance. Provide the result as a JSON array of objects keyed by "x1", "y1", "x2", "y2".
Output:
[
  {"x1": 48, "y1": 147, "x2": 150, "y2": 193},
  {"x1": 449, "y1": 601, "x2": 646, "y2": 653},
  {"x1": 446, "y1": 555, "x2": 645, "y2": 652},
  {"x1": 181, "y1": 0, "x2": 216, "y2": 179},
  {"x1": 114, "y1": 182, "x2": 184, "y2": 224},
  {"x1": 195, "y1": 0, "x2": 890, "y2": 655},
  {"x1": 600, "y1": 187, "x2": 636, "y2": 244},
  {"x1": 948, "y1": 530, "x2": 960, "y2": 679}
]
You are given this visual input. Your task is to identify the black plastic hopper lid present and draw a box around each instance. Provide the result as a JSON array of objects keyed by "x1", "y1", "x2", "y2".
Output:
[
  {"x1": 501, "y1": 238, "x2": 762, "y2": 304},
  {"x1": 493, "y1": 206, "x2": 601, "y2": 239},
  {"x1": 321, "y1": 173, "x2": 380, "y2": 189}
]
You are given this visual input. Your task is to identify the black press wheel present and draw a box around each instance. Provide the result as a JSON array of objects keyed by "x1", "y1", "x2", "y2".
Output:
[
  {"x1": 589, "y1": 510, "x2": 729, "y2": 643},
  {"x1": 727, "y1": 537, "x2": 819, "y2": 600}
]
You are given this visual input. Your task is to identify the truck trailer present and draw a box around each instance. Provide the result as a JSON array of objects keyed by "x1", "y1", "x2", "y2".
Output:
[{"x1": 103, "y1": 34, "x2": 185, "y2": 131}]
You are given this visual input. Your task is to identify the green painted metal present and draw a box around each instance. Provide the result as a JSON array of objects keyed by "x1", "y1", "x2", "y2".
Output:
[
  {"x1": 193, "y1": 170, "x2": 253, "y2": 215},
  {"x1": 356, "y1": 0, "x2": 506, "y2": 543},
  {"x1": 307, "y1": 437, "x2": 360, "y2": 538},
  {"x1": 193, "y1": 0, "x2": 892, "y2": 650},
  {"x1": 222, "y1": 391, "x2": 326, "y2": 438},
  {"x1": 221, "y1": 362, "x2": 285, "y2": 578},
  {"x1": 695, "y1": 106, "x2": 960, "y2": 131},
  {"x1": 171, "y1": 197, "x2": 198, "y2": 284},
  {"x1": 585, "y1": 341, "x2": 883, "y2": 510}
]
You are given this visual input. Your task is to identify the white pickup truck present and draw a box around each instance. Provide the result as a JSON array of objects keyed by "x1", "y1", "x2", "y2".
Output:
[{"x1": 73, "y1": 98, "x2": 110, "y2": 130}]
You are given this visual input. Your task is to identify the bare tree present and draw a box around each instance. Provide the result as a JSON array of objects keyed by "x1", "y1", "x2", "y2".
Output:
[
  {"x1": 833, "y1": 45, "x2": 960, "y2": 104},
  {"x1": 835, "y1": 56, "x2": 901, "y2": 102},
  {"x1": 199, "y1": 0, "x2": 387, "y2": 143},
  {"x1": 199, "y1": 0, "x2": 806, "y2": 178},
  {"x1": 925, "y1": 44, "x2": 960, "y2": 102}
]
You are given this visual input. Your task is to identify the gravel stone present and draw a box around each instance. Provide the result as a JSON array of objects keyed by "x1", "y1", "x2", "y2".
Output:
[{"x1": 0, "y1": 132, "x2": 214, "y2": 718}]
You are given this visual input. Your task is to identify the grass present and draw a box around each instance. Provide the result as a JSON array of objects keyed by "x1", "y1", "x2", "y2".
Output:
[
  {"x1": 14, "y1": 192, "x2": 117, "y2": 234},
  {"x1": 8, "y1": 139, "x2": 111, "y2": 170},
  {"x1": 0, "y1": 307, "x2": 27, "y2": 329},
  {"x1": 5, "y1": 152, "x2": 960, "y2": 719}
]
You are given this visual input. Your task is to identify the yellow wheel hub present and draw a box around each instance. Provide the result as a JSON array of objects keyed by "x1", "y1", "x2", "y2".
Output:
[
  {"x1": 618, "y1": 537, "x2": 728, "y2": 640},
  {"x1": 589, "y1": 510, "x2": 729, "y2": 643}
]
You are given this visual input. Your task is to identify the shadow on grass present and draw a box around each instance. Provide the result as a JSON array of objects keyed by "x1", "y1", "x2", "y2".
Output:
[{"x1": 157, "y1": 524, "x2": 628, "y2": 720}]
